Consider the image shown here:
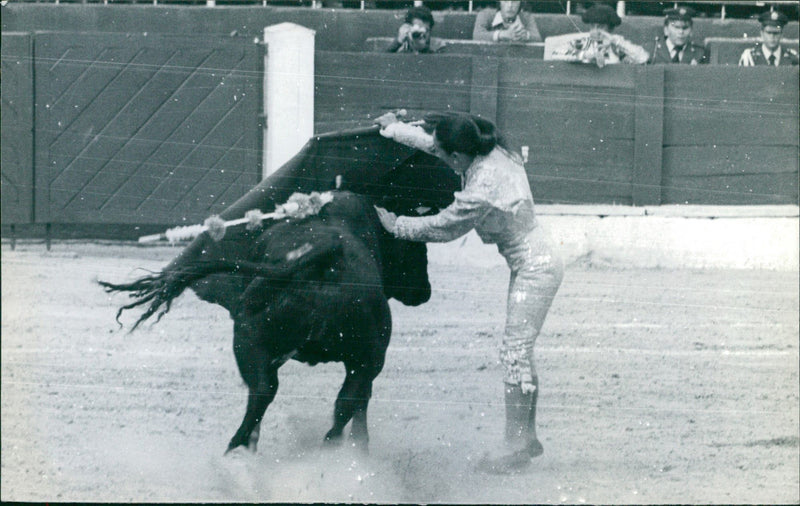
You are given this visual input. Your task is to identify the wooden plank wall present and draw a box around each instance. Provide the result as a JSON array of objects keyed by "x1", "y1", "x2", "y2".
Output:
[
  {"x1": 662, "y1": 66, "x2": 798, "y2": 204},
  {"x1": 316, "y1": 55, "x2": 798, "y2": 206},
  {"x1": 2, "y1": 42, "x2": 798, "y2": 229},
  {"x1": 314, "y1": 52, "x2": 474, "y2": 132},
  {"x1": 33, "y1": 32, "x2": 262, "y2": 225},
  {"x1": 498, "y1": 61, "x2": 638, "y2": 205},
  {"x1": 0, "y1": 32, "x2": 35, "y2": 224}
]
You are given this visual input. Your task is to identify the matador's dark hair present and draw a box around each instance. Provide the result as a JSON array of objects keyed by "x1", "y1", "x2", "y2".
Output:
[
  {"x1": 405, "y1": 6, "x2": 435, "y2": 28},
  {"x1": 424, "y1": 112, "x2": 513, "y2": 158}
]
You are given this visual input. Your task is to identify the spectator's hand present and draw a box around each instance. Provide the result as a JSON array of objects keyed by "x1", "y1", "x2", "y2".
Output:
[
  {"x1": 508, "y1": 18, "x2": 529, "y2": 41},
  {"x1": 397, "y1": 23, "x2": 413, "y2": 43},
  {"x1": 589, "y1": 28, "x2": 613, "y2": 45},
  {"x1": 607, "y1": 34, "x2": 625, "y2": 47},
  {"x1": 374, "y1": 206, "x2": 398, "y2": 233},
  {"x1": 374, "y1": 109, "x2": 406, "y2": 129}
]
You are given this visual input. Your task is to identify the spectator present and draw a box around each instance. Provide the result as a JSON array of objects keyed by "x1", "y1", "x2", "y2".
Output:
[
  {"x1": 386, "y1": 6, "x2": 446, "y2": 54},
  {"x1": 473, "y1": 1, "x2": 542, "y2": 43},
  {"x1": 648, "y1": 6, "x2": 708, "y2": 64},
  {"x1": 739, "y1": 11, "x2": 799, "y2": 66},
  {"x1": 544, "y1": 4, "x2": 648, "y2": 67}
]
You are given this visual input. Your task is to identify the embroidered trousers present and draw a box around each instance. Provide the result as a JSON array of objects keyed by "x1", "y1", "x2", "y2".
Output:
[{"x1": 498, "y1": 226, "x2": 563, "y2": 392}]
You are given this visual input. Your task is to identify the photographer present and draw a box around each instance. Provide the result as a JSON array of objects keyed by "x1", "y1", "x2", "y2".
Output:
[{"x1": 387, "y1": 6, "x2": 446, "y2": 54}]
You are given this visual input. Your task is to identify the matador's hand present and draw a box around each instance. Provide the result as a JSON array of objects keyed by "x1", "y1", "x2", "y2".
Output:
[
  {"x1": 373, "y1": 206, "x2": 398, "y2": 233},
  {"x1": 374, "y1": 109, "x2": 407, "y2": 129}
]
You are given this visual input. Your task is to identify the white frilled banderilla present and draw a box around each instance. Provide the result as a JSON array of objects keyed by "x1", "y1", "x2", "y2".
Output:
[{"x1": 138, "y1": 191, "x2": 335, "y2": 244}]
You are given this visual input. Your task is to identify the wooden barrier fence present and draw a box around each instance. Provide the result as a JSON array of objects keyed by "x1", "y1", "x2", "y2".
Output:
[
  {"x1": 1, "y1": 34, "x2": 798, "y2": 233},
  {"x1": 315, "y1": 52, "x2": 798, "y2": 207}
]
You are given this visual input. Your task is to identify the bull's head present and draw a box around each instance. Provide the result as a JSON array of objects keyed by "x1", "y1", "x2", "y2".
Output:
[
  {"x1": 372, "y1": 150, "x2": 458, "y2": 306},
  {"x1": 379, "y1": 235, "x2": 431, "y2": 306},
  {"x1": 336, "y1": 150, "x2": 458, "y2": 307},
  {"x1": 315, "y1": 190, "x2": 432, "y2": 307}
]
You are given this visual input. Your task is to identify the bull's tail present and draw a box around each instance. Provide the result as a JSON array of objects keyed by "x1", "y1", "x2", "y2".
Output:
[
  {"x1": 98, "y1": 235, "x2": 341, "y2": 331},
  {"x1": 98, "y1": 262, "x2": 232, "y2": 331}
]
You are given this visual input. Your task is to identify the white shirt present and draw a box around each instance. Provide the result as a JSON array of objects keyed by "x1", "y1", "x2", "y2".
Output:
[{"x1": 491, "y1": 11, "x2": 506, "y2": 29}]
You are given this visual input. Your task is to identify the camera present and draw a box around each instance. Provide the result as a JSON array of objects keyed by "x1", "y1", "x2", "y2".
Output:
[{"x1": 408, "y1": 26, "x2": 429, "y2": 41}]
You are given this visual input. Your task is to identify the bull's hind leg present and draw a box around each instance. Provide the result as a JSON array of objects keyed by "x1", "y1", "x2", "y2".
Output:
[
  {"x1": 226, "y1": 323, "x2": 281, "y2": 454},
  {"x1": 323, "y1": 362, "x2": 380, "y2": 453},
  {"x1": 348, "y1": 380, "x2": 373, "y2": 448},
  {"x1": 227, "y1": 366, "x2": 279, "y2": 454}
]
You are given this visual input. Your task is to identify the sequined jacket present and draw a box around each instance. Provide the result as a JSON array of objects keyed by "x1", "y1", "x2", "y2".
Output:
[
  {"x1": 379, "y1": 122, "x2": 538, "y2": 250},
  {"x1": 545, "y1": 31, "x2": 649, "y2": 65}
]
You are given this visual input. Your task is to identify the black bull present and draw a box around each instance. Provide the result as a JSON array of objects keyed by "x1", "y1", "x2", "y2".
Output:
[{"x1": 99, "y1": 127, "x2": 460, "y2": 453}]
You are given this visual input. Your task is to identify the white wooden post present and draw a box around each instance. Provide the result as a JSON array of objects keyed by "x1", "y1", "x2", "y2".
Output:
[
  {"x1": 617, "y1": 1, "x2": 626, "y2": 17},
  {"x1": 262, "y1": 23, "x2": 316, "y2": 178}
]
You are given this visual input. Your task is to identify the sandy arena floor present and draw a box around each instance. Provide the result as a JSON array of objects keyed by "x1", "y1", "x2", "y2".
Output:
[{"x1": 2, "y1": 241, "x2": 798, "y2": 503}]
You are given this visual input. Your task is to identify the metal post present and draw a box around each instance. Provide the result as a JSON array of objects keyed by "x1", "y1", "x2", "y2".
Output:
[
  {"x1": 565, "y1": 1, "x2": 571, "y2": 16},
  {"x1": 720, "y1": 4, "x2": 726, "y2": 20},
  {"x1": 468, "y1": 1, "x2": 473, "y2": 13}
]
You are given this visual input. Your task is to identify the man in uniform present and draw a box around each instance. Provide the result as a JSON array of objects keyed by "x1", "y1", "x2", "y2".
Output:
[
  {"x1": 739, "y1": 10, "x2": 799, "y2": 66},
  {"x1": 648, "y1": 6, "x2": 708, "y2": 64}
]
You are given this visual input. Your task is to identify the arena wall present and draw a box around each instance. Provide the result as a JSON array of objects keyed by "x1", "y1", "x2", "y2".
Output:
[
  {"x1": 2, "y1": 6, "x2": 798, "y2": 270},
  {"x1": 2, "y1": 31, "x2": 797, "y2": 226}
]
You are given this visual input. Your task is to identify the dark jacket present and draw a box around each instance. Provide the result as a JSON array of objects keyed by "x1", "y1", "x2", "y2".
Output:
[
  {"x1": 739, "y1": 43, "x2": 800, "y2": 66},
  {"x1": 648, "y1": 37, "x2": 708, "y2": 64}
]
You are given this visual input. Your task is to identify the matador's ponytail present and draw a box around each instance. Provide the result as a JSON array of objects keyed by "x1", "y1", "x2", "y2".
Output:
[{"x1": 424, "y1": 112, "x2": 512, "y2": 158}]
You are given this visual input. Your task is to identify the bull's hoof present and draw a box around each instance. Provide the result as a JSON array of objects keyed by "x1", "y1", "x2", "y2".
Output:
[
  {"x1": 225, "y1": 437, "x2": 257, "y2": 455},
  {"x1": 322, "y1": 432, "x2": 343, "y2": 448},
  {"x1": 224, "y1": 445, "x2": 254, "y2": 458}
]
